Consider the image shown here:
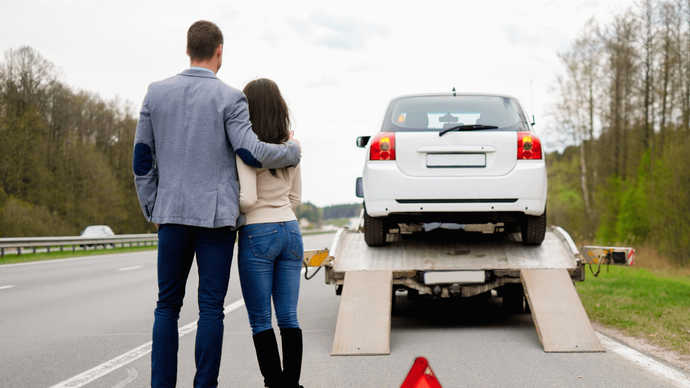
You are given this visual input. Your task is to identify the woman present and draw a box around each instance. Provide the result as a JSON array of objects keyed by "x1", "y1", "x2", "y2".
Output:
[{"x1": 237, "y1": 78, "x2": 304, "y2": 388}]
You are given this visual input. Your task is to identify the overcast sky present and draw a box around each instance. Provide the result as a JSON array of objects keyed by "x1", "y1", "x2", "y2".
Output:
[{"x1": 1, "y1": 0, "x2": 634, "y2": 207}]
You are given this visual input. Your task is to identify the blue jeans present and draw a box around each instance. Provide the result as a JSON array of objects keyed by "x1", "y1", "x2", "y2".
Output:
[
  {"x1": 152, "y1": 224, "x2": 237, "y2": 388},
  {"x1": 238, "y1": 221, "x2": 303, "y2": 335}
]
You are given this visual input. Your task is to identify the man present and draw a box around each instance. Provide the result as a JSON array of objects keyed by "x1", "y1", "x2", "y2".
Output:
[{"x1": 133, "y1": 20, "x2": 301, "y2": 388}]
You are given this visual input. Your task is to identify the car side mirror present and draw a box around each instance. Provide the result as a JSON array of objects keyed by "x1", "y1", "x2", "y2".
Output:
[
  {"x1": 355, "y1": 177, "x2": 364, "y2": 198},
  {"x1": 356, "y1": 136, "x2": 370, "y2": 148}
]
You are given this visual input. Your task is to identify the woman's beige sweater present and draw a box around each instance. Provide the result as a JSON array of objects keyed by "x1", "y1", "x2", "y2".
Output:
[{"x1": 236, "y1": 155, "x2": 302, "y2": 225}]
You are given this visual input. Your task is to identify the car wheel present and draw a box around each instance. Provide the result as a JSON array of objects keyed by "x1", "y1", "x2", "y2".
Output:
[
  {"x1": 501, "y1": 284, "x2": 528, "y2": 314},
  {"x1": 364, "y1": 210, "x2": 386, "y2": 246},
  {"x1": 503, "y1": 294, "x2": 529, "y2": 314},
  {"x1": 391, "y1": 289, "x2": 397, "y2": 315},
  {"x1": 521, "y1": 208, "x2": 546, "y2": 245}
]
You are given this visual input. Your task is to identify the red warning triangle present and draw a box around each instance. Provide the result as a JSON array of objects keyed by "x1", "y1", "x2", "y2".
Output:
[{"x1": 400, "y1": 357, "x2": 443, "y2": 388}]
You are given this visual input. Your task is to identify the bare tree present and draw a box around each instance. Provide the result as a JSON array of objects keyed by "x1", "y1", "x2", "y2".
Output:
[
  {"x1": 639, "y1": 0, "x2": 656, "y2": 154},
  {"x1": 658, "y1": 2, "x2": 679, "y2": 153},
  {"x1": 602, "y1": 11, "x2": 639, "y2": 180},
  {"x1": 553, "y1": 18, "x2": 602, "y2": 220}
]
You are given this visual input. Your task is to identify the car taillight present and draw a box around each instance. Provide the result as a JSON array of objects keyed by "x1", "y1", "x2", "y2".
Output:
[
  {"x1": 370, "y1": 132, "x2": 396, "y2": 160},
  {"x1": 518, "y1": 132, "x2": 542, "y2": 160}
]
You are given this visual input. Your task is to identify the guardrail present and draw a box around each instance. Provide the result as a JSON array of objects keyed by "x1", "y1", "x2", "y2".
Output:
[{"x1": 0, "y1": 234, "x2": 159, "y2": 258}]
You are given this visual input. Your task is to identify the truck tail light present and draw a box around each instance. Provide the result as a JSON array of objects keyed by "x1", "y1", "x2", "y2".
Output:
[
  {"x1": 370, "y1": 132, "x2": 396, "y2": 160},
  {"x1": 518, "y1": 132, "x2": 542, "y2": 160}
]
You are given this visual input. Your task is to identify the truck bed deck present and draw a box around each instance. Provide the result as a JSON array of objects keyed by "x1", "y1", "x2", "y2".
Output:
[
  {"x1": 321, "y1": 225, "x2": 625, "y2": 355},
  {"x1": 330, "y1": 225, "x2": 581, "y2": 273}
]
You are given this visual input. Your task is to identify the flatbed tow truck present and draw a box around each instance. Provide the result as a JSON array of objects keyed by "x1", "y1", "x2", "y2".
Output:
[{"x1": 303, "y1": 221, "x2": 633, "y2": 356}]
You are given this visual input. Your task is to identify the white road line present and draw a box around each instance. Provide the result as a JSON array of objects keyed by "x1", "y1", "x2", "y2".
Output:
[
  {"x1": 117, "y1": 265, "x2": 143, "y2": 272},
  {"x1": 0, "y1": 251, "x2": 156, "y2": 268},
  {"x1": 596, "y1": 332, "x2": 690, "y2": 388},
  {"x1": 112, "y1": 367, "x2": 138, "y2": 388},
  {"x1": 49, "y1": 298, "x2": 245, "y2": 388},
  {"x1": 0, "y1": 285, "x2": 15, "y2": 290}
]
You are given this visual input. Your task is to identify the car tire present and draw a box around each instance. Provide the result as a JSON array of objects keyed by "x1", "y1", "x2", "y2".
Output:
[
  {"x1": 521, "y1": 208, "x2": 546, "y2": 245},
  {"x1": 501, "y1": 284, "x2": 528, "y2": 314},
  {"x1": 364, "y1": 210, "x2": 386, "y2": 246},
  {"x1": 502, "y1": 294, "x2": 528, "y2": 314},
  {"x1": 391, "y1": 289, "x2": 397, "y2": 315}
]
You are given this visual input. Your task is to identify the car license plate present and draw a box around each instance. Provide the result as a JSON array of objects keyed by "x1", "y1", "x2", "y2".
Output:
[
  {"x1": 424, "y1": 270, "x2": 486, "y2": 285},
  {"x1": 426, "y1": 153, "x2": 486, "y2": 168}
]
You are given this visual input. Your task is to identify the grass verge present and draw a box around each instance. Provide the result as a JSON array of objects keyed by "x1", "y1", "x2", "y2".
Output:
[
  {"x1": 0, "y1": 245, "x2": 158, "y2": 266},
  {"x1": 576, "y1": 265, "x2": 690, "y2": 355},
  {"x1": 324, "y1": 218, "x2": 351, "y2": 228},
  {"x1": 301, "y1": 230, "x2": 338, "y2": 236}
]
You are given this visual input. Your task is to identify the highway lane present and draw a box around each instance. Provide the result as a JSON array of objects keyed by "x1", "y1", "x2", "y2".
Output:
[
  {"x1": 0, "y1": 252, "x2": 164, "y2": 387},
  {"x1": 1, "y1": 232, "x2": 689, "y2": 387},
  {"x1": 0, "y1": 232, "x2": 334, "y2": 388}
]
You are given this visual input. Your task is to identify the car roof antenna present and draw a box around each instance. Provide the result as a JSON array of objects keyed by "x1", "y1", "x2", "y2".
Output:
[
  {"x1": 530, "y1": 80, "x2": 536, "y2": 126},
  {"x1": 452, "y1": 87, "x2": 456, "y2": 97}
]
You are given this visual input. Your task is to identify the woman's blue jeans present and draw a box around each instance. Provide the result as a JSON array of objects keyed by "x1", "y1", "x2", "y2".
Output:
[
  {"x1": 152, "y1": 224, "x2": 236, "y2": 388},
  {"x1": 238, "y1": 221, "x2": 303, "y2": 335}
]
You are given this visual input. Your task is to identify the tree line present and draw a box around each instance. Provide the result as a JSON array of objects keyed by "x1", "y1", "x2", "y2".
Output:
[
  {"x1": 0, "y1": 46, "x2": 152, "y2": 236},
  {"x1": 322, "y1": 203, "x2": 362, "y2": 220},
  {"x1": 548, "y1": 0, "x2": 690, "y2": 266},
  {"x1": 293, "y1": 202, "x2": 362, "y2": 225},
  {"x1": 0, "y1": 47, "x2": 363, "y2": 238}
]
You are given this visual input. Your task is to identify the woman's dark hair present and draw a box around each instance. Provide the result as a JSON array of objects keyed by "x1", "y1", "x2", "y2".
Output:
[{"x1": 243, "y1": 78, "x2": 291, "y2": 178}]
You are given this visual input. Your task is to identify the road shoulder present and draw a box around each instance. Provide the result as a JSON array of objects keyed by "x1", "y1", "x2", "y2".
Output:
[{"x1": 593, "y1": 322, "x2": 690, "y2": 373}]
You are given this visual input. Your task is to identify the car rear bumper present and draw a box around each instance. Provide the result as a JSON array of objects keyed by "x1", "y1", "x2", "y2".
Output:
[{"x1": 363, "y1": 160, "x2": 547, "y2": 217}]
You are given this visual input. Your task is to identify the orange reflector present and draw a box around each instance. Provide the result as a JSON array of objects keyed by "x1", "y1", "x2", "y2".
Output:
[{"x1": 400, "y1": 357, "x2": 443, "y2": 388}]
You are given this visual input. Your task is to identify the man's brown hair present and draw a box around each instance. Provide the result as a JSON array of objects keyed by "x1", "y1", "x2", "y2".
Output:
[{"x1": 187, "y1": 21, "x2": 224, "y2": 60}]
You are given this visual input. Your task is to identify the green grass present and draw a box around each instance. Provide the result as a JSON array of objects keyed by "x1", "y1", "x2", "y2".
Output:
[
  {"x1": 576, "y1": 266, "x2": 690, "y2": 355},
  {"x1": 301, "y1": 230, "x2": 338, "y2": 236},
  {"x1": 0, "y1": 245, "x2": 158, "y2": 265},
  {"x1": 325, "y1": 218, "x2": 351, "y2": 228}
]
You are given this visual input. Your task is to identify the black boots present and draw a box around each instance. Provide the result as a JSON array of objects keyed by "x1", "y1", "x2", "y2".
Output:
[
  {"x1": 252, "y1": 329, "x2": 283, "y2": 388},
  {"x1": 280, "y1": 328, "x2": 303, "y2": 388},
  {"x1": 252, "y1": 328, "x2": 303, "y2": 388}
]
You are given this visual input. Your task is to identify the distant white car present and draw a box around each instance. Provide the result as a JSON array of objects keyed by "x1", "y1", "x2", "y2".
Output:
[
  {"x1": 356, "y1": 92, "x2": 547, "y2": 246},
  {"x1": 79, "y1": 225, "x2": 115, "y2": 247},
  {"x1": 80, "y1": 225, "x2": 115, "y2": 238}
]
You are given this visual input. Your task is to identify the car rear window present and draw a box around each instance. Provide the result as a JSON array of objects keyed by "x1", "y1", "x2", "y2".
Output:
[{"x1": 383, "y1": 95, "x2": 531, "y2": 132}]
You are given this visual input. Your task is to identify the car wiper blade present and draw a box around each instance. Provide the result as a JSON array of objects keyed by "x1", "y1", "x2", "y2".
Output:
[{"x1": 439, "y1": 124, "x2": 499, "y2": 137}]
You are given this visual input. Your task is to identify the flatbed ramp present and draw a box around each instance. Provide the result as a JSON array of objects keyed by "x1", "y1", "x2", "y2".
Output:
[
  {"x1": 325, "y1": 227, "x2": 607, "y2": 354},
  {"x1": 331, "y1": 271, "x2": 393, "y2": 356},
  {"x1": 521, "y1": 269, "x2": 604, "y2": 352}
]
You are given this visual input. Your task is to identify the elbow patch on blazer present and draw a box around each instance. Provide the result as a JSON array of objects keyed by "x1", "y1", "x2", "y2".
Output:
[
  {"x1": 236, "y1": 148, "x2": 262, "y2": 168},
  {"x1": 133, "y1": 143, "x2": 154, "y2": 176}
]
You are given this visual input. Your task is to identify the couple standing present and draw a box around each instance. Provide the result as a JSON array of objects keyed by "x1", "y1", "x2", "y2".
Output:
[{"x1": 133, "y1": 21, "x2": 304, "y2": 388}]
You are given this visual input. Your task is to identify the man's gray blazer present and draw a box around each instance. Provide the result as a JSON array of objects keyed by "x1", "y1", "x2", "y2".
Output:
[{"x1": 132, "y1": 68, "x2": 301, "y2": 228}]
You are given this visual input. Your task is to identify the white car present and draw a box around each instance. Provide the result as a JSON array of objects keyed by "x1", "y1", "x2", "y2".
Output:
[
  {"x1": 80, "y1": 225, "x2": 115, "y2": 238},
  {"x1": 356, "y1": 92, "x2": 547, "y2": 246},
  {"x1": 79, "y1": 225, "x2": 115, "y2": 247}
]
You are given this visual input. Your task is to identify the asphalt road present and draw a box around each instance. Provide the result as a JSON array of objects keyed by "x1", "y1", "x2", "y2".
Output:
[{"x1": 1, "y1": 232, "x2": 688, "y2": 388}]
